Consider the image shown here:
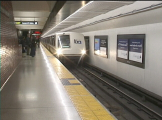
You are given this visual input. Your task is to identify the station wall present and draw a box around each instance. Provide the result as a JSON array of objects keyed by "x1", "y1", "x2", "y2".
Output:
[
  {"x1": 62, "y1": 1, "x2": 162, "y2": 97},
  {"x1": 1, "y1": 1, "x2": 22, "y2": 89},
  {"x1": 82, "y1": 22, "x2": 162, "y2": 97}
]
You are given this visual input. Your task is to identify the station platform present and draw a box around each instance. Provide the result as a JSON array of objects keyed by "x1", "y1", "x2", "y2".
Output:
[{"x1": 1, "y1": 44, "x2": 117, "y2": 120}]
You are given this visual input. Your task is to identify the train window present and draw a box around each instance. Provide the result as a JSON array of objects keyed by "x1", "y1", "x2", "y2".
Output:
[{"x1": 58, "y1": 35, "x2": 70, "y2": 48}]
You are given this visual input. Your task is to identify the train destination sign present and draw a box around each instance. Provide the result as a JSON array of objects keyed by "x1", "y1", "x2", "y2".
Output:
[{"x1": 15, "y1": 21, "x2": 38, "y2": 25}]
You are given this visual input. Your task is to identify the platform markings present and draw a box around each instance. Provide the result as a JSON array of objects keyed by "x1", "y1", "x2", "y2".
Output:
[{"x1": 41, "y1": 44, "x2": 117, "y2": 120}]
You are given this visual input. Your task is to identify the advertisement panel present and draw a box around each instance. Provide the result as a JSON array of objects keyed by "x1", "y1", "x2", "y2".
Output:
[
  {"x1": 116, "y1": 34, "x2": 145, "y2": 68},
  {"x1": 100, "y1": 39, "x2": 107, "y2": 47},
  {"x1": 95, "y1": 38, "x2": 100, "y2": 50},
  {"x1": 100, "y1": 39, "x2": 107, "y2": 57},
  {"x1": 94, "y1": 36, "x2": 108, "y2": 58},
  {"x1": 94, "y1": 38, "x2": 100, "y2": 55},
  {"x1": 129, "y1": 39, "x2": 143, "y2": 63},
  {"x1": 117, "y1": 39, "x2": 128, "y2": 59}
]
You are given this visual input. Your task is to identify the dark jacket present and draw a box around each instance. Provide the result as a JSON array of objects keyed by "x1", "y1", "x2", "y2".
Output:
[
  {"x1": 31, "y1": 38, "x2": 36, "y2": 48},
  {"x1": 22, "y1": 38, "x2": 26, "y2": 47},
  {"x1": 26, "y1": 37, "x2": 31, "y2": 46}
]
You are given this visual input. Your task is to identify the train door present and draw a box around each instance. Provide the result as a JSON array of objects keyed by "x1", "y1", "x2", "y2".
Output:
[
  {"x1": 51, "y1": 35, "x2": 56, "y2": 47},
  {"x1": 84, "y1": 36, "x2": 89, "y2": 55},
  {"x1": 84, "y1": 36, "x2": 89, "y2": 63},
  {"x1": 51, "y1": 35, "x2": 56, "y2": 54}
]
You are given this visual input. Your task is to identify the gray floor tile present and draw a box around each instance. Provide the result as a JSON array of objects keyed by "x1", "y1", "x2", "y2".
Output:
[{"x1": 1, "y1": 46, "x2": 81, "y2": 120}]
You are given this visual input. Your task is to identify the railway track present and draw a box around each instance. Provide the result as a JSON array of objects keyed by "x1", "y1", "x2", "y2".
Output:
[{"x1": 63, "y1": 61, "x2": 162, "y2": 120}]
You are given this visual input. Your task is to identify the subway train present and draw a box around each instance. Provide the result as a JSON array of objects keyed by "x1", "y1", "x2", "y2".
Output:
[{"x1": 41, "y1": 32, "x2": 86, "y2": 64}]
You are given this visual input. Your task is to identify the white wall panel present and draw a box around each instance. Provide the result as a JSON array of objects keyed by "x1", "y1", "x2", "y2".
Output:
[
  {"x1": 144, "y1": 23, "x2": 162, "y2": 95},
  {"x1": 83, "y1": 22, "x2": 162, "y2": 97},
  {"x1": 63, "y1": 1, "x2": 162, "y2": 97}
]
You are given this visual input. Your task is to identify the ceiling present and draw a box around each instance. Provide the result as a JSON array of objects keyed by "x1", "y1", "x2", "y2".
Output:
[
  {"x1": 42, "y1": 1, "x2": 89, "y2": 37},
  {"x1": 12, "y1": 1, "x2": 134, "y2": 36},
  {"x1": 41, "y1": 1, "x2": 134, "y2": 37},
  {"x1": 12, "y1": 1, "x2": 56, "y2": 30}
]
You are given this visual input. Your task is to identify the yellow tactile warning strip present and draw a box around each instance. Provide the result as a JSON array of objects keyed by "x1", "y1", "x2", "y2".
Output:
[
  {"x1": 42, "y1": 44, "x2": 53, "y2": 57},
  {"x1": 69, "y1": 80, "x2": 80, "y2": 84},
  {"x1": 48, "y1": 58, "x2": 75, "y2": 79},
  {"x1": 41, "y1": 44, "x2": 117, "y2": 120}
]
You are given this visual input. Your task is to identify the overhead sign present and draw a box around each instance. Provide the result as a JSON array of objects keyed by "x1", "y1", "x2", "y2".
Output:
[
  {"x1": 34, "y1": 31, "x2": 41, "y2": 34},
  {"x1": 15, "y1": 21, "x2": 38, "y2": 25}
]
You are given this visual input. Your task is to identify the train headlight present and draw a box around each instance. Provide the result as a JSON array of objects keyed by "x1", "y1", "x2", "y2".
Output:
[
  {"x1": 81, "y1": 50, "x2": 86, "y2": 55},
  {"x1": 57, "y1": 49, "x2": 62, "y2": 55}
]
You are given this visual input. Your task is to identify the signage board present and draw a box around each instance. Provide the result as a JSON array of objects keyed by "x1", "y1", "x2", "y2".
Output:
[{"x1": 15, "y1": 21, "x2": 38, "y2": 25}]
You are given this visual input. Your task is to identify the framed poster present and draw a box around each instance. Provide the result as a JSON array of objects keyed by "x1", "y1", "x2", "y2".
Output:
[
  {"x1": 129, "y1": 39, "x2": 143, "y2": 63},
  {"x1": 117, "y1": 34, "x2": 145, "y2": 68},
  {"x1": 94, "y1": 36, "x2": 108, "y2": 58},
  {"x1": 117, "y1": 39, "x2": 128, "y2": 59},
  {"x1": 94, "y1": 38, "x2": 100, "y2": 53}
]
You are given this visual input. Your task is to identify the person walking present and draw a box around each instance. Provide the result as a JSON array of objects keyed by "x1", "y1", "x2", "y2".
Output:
[{"x1": 30, "y1": 36, "x2": 36, "y2": 57}]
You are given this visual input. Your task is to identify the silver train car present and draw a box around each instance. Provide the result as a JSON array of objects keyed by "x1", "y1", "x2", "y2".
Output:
[{"x1": 41, "y1": 32, "x2": 86, "y2": 63}]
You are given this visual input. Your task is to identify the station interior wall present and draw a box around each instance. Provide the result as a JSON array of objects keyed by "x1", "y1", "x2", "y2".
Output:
[
  {"x1": 55, "y1": 1, "x2": 162, "y2": 97},
  {"x1": 1, "y1": 1, "x2": 22, "y2": 88},
  {"x1": 1, "y1": 1, "x2": 162, "y2": 98},
  {"x1": 77, "y1": 1, "x2": 162, "y2": 97},
  {"x1": 83, "y1": 23, "x2": 162, "y2": 97}
]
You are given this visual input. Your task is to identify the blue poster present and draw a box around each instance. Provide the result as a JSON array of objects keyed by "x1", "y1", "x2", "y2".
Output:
[
  {"x1": 117, "y1": 39, "x2": 128, "y2": 59},
  {"x1": 129, "y1": 39, "x2": 143, "y2": 53},
  {"x1": 129, "y1": 39, "x2": 143, "y2": 63},
  {"x1": 95, "y1": 38, "x2": 100, "y2": 50}
]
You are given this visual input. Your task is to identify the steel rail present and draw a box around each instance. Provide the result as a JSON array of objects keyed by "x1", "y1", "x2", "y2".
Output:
[{"x1": 83, "y1": 67, "x2": 162, "y2": 120}]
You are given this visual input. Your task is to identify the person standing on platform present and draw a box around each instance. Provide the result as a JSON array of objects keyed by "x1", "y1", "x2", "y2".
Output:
[
  {"x1": 26, "y1": 34, "x2": 31, "y2": 55},
  {"x1": 22, "y1": 36, "x2": 26, "y2": 57},
  {"x1": 30, "y1": 36, "x2": 36, "y2": 57},
  {"x1": 36, "y1": 37, "x2": 40, "y2": 48}
]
